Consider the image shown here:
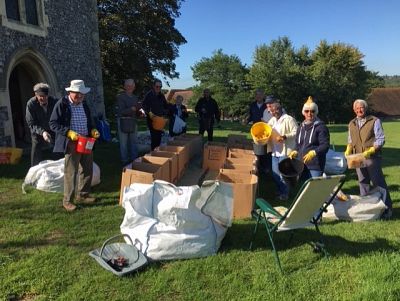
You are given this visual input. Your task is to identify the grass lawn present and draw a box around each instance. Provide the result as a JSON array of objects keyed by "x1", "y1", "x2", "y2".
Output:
[{"x1": 1, "y1": 117, "x2": 399, "y2": 300}]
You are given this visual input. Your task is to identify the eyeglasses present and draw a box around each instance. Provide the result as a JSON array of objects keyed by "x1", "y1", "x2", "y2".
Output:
[
  {"x1": 304, "y1": 110, "x2": 315, "y2": 113},
  {"x1": 155, "y1": 85, "x2": 162, "y2": 88}
]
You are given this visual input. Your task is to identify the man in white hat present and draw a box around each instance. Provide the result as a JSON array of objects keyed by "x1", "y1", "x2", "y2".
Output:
[
  {"x1": 50, "y1": 80, "x2": 100, "y2": 212},
  {"x1": 25, "y1": 82, "x2": 58, "y2": 166}
]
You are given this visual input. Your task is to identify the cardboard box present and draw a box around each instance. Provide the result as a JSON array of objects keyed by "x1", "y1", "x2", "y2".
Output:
[
  {"x1": 228, "y1": 148, "x2": 255, "y2": 159},
  {"x1": 202, "y1": 142, "x2": 228, "y2": 171},
  {"x1": 177, "y1": 134, "x2": 203, "y2": 158},
  {"x1": 119, "y1": 162, "x2": 162, "y2": 205},
  {"x1": 141, "y1": 155, "x2": 170, "y2": 182},
  {"x1": 149, "y1": 151, "x2": 179, "y2": 183},
  {"x1": 227, "y1": 134, "x2": 253, "y2": 150},
  {"x1": 217, "y1": 169, "x2": 258, "y2": 219},
  {"x1": 223, "y1": 158, "x2": 257, "y2": 174},
  {"x1": 167, "y1": 140, "x2": 190, "y2": 166},
  {"x1": 157, "y1": 145, "x2": 187, "y2": 179}
]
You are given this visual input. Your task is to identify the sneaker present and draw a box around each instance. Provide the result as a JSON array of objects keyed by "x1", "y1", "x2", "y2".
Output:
[
  {"x1": 63, "y1": 202, "x2": 77, "y2": 212},
  {"x1": 381, "y1": 208, "x2": 393, "y2": 220},
  {"x1": 76, "y1": 195, "x2": 96, "y2": 204}
]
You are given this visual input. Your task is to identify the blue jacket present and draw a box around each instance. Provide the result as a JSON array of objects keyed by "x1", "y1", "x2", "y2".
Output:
[
  {"x1": 295, "y1": 118, "x2": 330, "y2": 171},
  {"x1": 248, "y1": 101, "x2": 266, "y2": 123},
  {"x1": 49, "y1": 96, "x2": 94, "y2": 153}
]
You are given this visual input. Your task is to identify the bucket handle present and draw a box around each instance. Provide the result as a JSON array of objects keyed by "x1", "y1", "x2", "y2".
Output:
[{"x1": 100, "y1": 234, "x2": 136, "y2": 261}]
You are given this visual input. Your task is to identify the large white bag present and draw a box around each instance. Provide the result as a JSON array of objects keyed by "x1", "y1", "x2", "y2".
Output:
[
  {"x1": 22, "y1": 159, "x2": 100, "y2": 193},
  {"x1": 120, "y1": 180, "x2": 233, "y2": 260},
  {"x1": 323, "y1": 187, "x2": 387, "y2": 222}
]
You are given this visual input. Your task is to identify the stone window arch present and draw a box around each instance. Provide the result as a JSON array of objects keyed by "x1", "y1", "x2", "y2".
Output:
[{"x1": 1, "y1": 0, "x2": 49, "y2": 36}]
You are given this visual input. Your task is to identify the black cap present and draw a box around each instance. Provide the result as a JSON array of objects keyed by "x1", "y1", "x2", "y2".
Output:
[
  {"x1": 265, "y1": 95, "x2": 276, "y2": 104},
  {"x1": 34, "y1": 87, "x2": 49, "y2": 96}
]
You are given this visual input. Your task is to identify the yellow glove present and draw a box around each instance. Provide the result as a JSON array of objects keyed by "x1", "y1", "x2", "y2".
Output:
[
  {"x1": 67, "y1": 130, "x2": 79, "y2": 141},
  {"x1": 148, "y1": 112, "x2": 154, "y2": 119},
  {"x1": 362, "y1": 146, "x2": 375, "y2": 159},
  {"x1": 288, "y1": 150, "x2": 298, "y2": 160},
  {"x1": 303, "y1": 150, "x2": 316, "y2": 164},
  {"x1": 344, "y1": 144, "x2": 352, "y2": 156},
  {"x1": 91, "y1": 129, "x2": 100, "y2": 139}
]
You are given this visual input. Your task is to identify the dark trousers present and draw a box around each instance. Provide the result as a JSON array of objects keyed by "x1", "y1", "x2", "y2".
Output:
[
  {"x1": 30, "y1": 135, "x2": 59, "y2": 167},
  {"x1": 63, "y1": 140, "x2": 93, "y2": 204},
  {"x1": 150, "y1": 128, "x2": 163, "y2": 150},
  {"x1": 30, "y1": 135, "x2": 49, "y2": 167},
  {"x1": 356, "y1": 156, "x2": 392, "y2": 208},
  {"x1": 199, "y1": 118, "x2": 214, "y2": 141}
]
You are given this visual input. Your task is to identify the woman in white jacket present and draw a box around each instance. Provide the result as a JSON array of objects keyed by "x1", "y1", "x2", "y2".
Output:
[{"x1": 268, "y1": 102, "x2": 298, "y2": 200}]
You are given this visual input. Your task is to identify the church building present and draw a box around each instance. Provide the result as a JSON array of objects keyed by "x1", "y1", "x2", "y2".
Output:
[{"x1": 0, "y1": 0, "x2": 104, "y2": 147}]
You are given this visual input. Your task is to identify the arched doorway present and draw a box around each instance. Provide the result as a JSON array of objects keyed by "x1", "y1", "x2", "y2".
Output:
[
  {"x1": 1, "y1": 47, "x2": 59, "y2": 147},
  {"x1": 9, "y1": 63, "x2": 37, "y2": 146}
]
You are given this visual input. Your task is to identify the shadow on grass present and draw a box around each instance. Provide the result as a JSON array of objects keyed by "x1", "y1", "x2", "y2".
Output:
[{"x1": 221, "y1": 220, "x2": 398, "y2": 257}]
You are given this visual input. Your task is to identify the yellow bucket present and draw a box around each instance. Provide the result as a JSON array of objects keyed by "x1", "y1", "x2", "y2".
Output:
[
  {"x1": 0, "y1": 147, "x2": 23, "y2": 164},
  {"x1": 152, "y1": 115, "x2": 168, "y2": 131},
  {"x1": 250, "y1": 122, "x2": 272, "y2": 145}
]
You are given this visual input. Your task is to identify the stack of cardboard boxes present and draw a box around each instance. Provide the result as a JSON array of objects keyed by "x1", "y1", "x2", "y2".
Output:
[
  {"x1": 119, "y1": 134, "x2": 203, "y2": 204},
  {"x1": 119, "y1": 133, "x2": 258, "y2": 219},
  {"x1": 202, "y1": 134, "x2": 258, "y2": 219}
]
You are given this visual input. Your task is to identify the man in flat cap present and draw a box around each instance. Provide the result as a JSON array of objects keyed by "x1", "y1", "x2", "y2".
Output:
[{"x1": 25, "y1": 82, "x2": 57, "y2": 166}]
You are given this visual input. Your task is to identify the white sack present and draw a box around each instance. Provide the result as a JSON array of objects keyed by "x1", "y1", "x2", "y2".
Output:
[
  {"x1": 120, "y1": 180, "x2": 233, "y2": 260},
  {"x1": 22, "y1": 158, "x2": 100, "y2": 193},
  {"x1": 323, "y1": 187, "x2": 387, "y2": 222},
  {"x1": 324, "y1": 149, "x2": 347, "y2": 175}
]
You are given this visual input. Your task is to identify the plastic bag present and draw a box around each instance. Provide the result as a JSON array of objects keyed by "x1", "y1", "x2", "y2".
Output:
[
  {"x1": 323, "y1": 187, "x2": 387, "y2": 222},
  {"x1": 22, "y1": 159, "x2": 101, "y2": 193},
  {"x1": 173, "y1": 115, "x2": 186, "y2": 134},
  {"x1": 324, "y1": 149, "x2": 347, "y2": 175}
]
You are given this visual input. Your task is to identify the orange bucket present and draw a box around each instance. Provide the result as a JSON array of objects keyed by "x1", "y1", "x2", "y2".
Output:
[
  {"x1": 76, "y1": 136, "x2": 96, "y2": 154},
  {"x1": 152, "y1": 115, "x2": 168, "y2": 130}
]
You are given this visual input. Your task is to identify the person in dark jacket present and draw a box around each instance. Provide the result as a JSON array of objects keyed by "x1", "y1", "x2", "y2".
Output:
[
  {"x1": 288, "y1": 96, "x2": 330, "y2": 179},
  {"x1": 168, "y1": 95, "x2": 188, "y2": 137},
  {"x1": 25, "y1": 83, "x2": 57, "y2": 166},
  {"x1": 142, "y1": 79, "x2": 169, "y2": 150},
  {"x1": 49, "y1": 80, "x2": 100, "y2": 212},
  {"x1": 247, "y1": 89, "x2": 266, "y2": 124},
  {"x1": 195, "y1": 89, "x2": 220, "y2": 141},
  {"x1": 344, "y1": 99, "x2": 392, "y2": 219}
]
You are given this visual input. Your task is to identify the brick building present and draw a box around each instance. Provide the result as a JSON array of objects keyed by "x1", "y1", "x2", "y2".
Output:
[{"x1": 0, "y1": 0, "x2": 104, "y2": 147}]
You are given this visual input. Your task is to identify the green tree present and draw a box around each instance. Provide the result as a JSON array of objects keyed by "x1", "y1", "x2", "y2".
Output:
[
  {"x1": 98, "y1": 0, "x2": 186, "y2": 109},
  {"x1": 190, "y1": 49, "x2": 250, "y2": 118},
  {"x1": 309, "y1": 40, "x2": 383, "y2": 122},
  {"x1": 247, "y1": 37, "x2": 311, "y2": 117}
]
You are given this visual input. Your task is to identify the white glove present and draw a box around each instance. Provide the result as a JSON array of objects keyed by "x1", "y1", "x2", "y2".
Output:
[{"x1": 42, "y1": 131, "x2": 51, "y2": 143}]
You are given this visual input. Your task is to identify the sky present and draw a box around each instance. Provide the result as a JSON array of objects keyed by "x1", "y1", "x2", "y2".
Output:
[{"x1": 161, "y1": 0, "x2": 400, "y2": 89}]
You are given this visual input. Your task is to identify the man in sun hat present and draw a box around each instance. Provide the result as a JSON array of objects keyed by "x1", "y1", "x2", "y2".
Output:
[
  {"x1": 288, "y1": 96, "x2": 329, "y2": 180},
  {"x1": 50, "y1": 80, "x2": 100, "y2": 212},
  {"x1": 25, "y1": 82, "x2": 58, "y2": 166}
]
